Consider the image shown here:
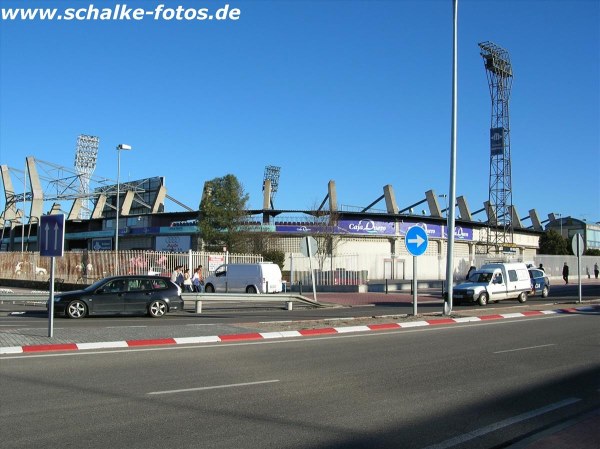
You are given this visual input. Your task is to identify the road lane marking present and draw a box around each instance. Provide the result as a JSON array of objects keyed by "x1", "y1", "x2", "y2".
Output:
[
  {"x1": 147, "y1": 379, "x2": 280, "y2": 395},
  {"x1": 423, "y1": 398, "x2": 581, "y2": 449},
  {"x1": 493, "y1": 344, "x2": 556, "y2": 354}
]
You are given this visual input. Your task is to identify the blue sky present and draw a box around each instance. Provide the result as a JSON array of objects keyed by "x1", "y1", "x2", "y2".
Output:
[{"x1": 1, "y1": 0, "x2": 599, "y2": 224}]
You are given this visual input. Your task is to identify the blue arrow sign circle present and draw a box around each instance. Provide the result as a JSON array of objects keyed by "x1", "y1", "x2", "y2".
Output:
[{"x1": 405, "y1": 225, "x2": 429, "y2": 257}]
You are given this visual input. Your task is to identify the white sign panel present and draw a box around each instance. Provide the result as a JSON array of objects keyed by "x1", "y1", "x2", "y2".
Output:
[
  {"x1": 155, "y1": 236, "x2": 191, "y2": 252},
  {"x1": 208, "y1": 255, "x2": 225, "y2": 271}
]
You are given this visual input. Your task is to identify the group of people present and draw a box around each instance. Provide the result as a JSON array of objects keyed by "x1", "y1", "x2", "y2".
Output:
[{"x1": 170, "y1": 265, "x2": 204, "y2": 292}]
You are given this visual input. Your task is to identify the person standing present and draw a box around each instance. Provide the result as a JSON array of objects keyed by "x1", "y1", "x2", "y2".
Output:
[
  {"x1": 183, "y1": 269, "x2": 193, "y2": 292},
  {"x1": 562, "y1": 262, "x2": 569, "y2": 284},
  {"x1": 594, "y1": 262, "x2": 599, "y2": 279}
]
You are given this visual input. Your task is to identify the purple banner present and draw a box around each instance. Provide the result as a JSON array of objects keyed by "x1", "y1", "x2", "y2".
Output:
[
  {"x1": 399, "y1": 222, "x2": 443, "y2": 239},
  {"x1": 443, "y1": 225, "x2": 473, "y2": 241},
  {"x1": 337, "y1": 219, "x2": 395, "y2": 236}
]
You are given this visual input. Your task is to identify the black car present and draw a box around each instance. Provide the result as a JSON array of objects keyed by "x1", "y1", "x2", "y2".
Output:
[
  {"x1": 48, "y1": 276, "x2": 183, "y2": 318},
  {"x1": 528, "y1": 268, "x2": 550, "y2": 298}
]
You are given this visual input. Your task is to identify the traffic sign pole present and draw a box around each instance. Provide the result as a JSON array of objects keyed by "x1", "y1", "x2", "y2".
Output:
[
  {"x1": 48, "y1": 257, "x2": 55, "y2": 337},
  {"x1": 405, "y1": 226, "x2": 429, "y2": 316},
  {"x1": 40, "y1": 214, "x2": 65, "y2": 338},
  {"x1": 572, "y1": 234, "x2": 584, "y2": 304},
  {"x1": 413, "y1": 256, "x2": 417, "y2": 316}
]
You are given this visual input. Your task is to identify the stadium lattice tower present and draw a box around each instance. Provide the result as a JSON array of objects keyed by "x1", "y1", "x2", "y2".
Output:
[
  {"x1": 479, "y1": 41, "x2": 514, "y2": 253},
  {"x1": 74, "y1": 134, "x2": 99, "y2": 219}
]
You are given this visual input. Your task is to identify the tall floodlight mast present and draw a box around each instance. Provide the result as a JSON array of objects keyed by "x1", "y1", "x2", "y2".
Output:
[
  {"x1": 479, "y1": 41, "x2": 514, "y2": 253},
  {"x1": 74, "y1": 135, "x2": 100, "y2": 219},
  {"x1": 263, "y1": 165, "x2": 281, "y2": 209}
]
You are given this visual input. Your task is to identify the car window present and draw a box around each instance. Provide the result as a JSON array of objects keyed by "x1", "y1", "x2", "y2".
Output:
[
  {"x1": 103, "y1": 280, "x2": 126, "y2": 293},
  {"x1": 127, "y1": 279, "x2": 144, "y2": 291},
  {"x1": 508, "y1": 270, "x2": 518, "y2": 282},
  {"x1": 151, "y1": 279, "x2": 168, "y2": 289}
]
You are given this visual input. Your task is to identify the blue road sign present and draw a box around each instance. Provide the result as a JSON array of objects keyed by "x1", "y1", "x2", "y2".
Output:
[
  {"x1": 39, "y1": 214, "x2": 65, "y2": 257},
  {"x1": 405, "y1": 225, "x2": 429, "y2": 257}
]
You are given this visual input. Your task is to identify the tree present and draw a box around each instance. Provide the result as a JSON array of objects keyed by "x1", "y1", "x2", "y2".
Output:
[
  {"x1": 538, "y1": 229, "x2": 568, "y2": 255},
  {"x1": 198, "y1": 175, "x2": 249, "y2": 252}
]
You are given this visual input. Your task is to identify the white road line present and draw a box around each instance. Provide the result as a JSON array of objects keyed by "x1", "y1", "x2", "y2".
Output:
[
  {"x1": 147, "y1": 379, "x2": 280, "y2": 395},
  {"x1": 422, "y1": 398, "x2": 580, "y2": 449},
  {"x1": 493, "y1": 344, "x2": 556, "y2": 354}
]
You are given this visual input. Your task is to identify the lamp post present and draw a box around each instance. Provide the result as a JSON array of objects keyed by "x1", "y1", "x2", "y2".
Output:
[
  {"x1": 115, "y1": 144, "x2": 132, "y2": 274},
  {"x1": 439, "y1": 194, "x2": 448, "y2": 218}
]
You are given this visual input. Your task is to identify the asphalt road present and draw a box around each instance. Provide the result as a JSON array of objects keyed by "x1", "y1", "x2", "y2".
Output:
[
  {"x1": 1, "y1": 282, "x2": 598, "y2": 331},
  {"x1": 1, "y1": 312, "x2": 598, "y2": 449}
]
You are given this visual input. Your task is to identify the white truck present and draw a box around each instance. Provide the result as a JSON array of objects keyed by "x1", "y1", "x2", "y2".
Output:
[
  {"x1": 204, "y1": 262, "x2": 283, "y2": 294},
  {"x1": 452, "y1": 262, "x2": 531, "y2": 306}
]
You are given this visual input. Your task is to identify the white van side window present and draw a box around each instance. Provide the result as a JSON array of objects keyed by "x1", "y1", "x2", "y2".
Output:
[{"x1": 508, "y1": 270, "x2": 518, "y2": 282}]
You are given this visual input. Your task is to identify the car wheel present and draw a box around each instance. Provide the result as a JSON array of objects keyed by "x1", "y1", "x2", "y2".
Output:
[
  {"x1": 478, "y1": 292, "x2": 488, "y2": 306},
  {"x1": 66, "y1": 300, "x2": 87, "y2": 319},
  {"x1": 148, "y1": 300, "x2": 167, "y2": 318},
  {"x1": 246, "y1": 285, "x2": 257, "y2": 294},
  {"x1": 204, "y1": 284, "x2": 214, "y2": 293},
  {"x1": 541, "y1": 286, "x2": 549, "y2": 298},
  {"x1": 518, "y1": 292, "x2": 528, "y2": 303}
]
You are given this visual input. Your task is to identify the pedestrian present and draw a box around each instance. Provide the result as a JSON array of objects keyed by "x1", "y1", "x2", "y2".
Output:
[
  {"x1": 192, "y1": 266, "x2": 204, "y2": 292},
  {"x1": 183, "y1": 269, "x2": 193, "y2": 292},
  {"x1": 466, "y1": 266, "x2": 476, "y2": 280},
  {"x1": 562, "y1": 262, "x2": 569, "y2": 284},
  {"x1": 170, "y1": 266, "x2": 178, "y2": 284},
  {"x1": 538, "y1": 263, "x2": 545, "y2": 272},
  {"x1": 594, "y1": 263, "x2": 599, "y2": 279},
  {"x1": 176, "y1": 266, "x2": 184, "y2": 289}
]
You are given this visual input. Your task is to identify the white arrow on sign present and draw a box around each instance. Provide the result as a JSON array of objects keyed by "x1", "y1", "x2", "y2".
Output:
[
  {"x1": 44, "y1": 223, "x2": 50, "y2": 250},
  {"x1": 53, "y1": 223, "x2": 59, "y2": 250},
  {"x1": 408, "y1": 234, "x2": 425, "y2": 247}
]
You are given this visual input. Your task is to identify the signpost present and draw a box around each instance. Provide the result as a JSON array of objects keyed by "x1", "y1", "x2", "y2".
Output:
[
  {"x1": 405, "y1": 226, "x2": 429, "y2": 315},
  {"x1": 571, "y1": 233, "x2": 585, "y2": 304},
  {"x1": 39, "y1": 214, "x2": 65, "y2": 338},
  {"x1": 300, "y1": 236, "x2": 318, "y2": 302}
]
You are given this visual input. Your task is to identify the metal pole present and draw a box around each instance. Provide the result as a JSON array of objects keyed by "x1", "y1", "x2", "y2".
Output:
[
  {"x1": 444, "y1": 0, "x2": 458, "y2": 316},
  {"x1": 48, "y1": 257, "x2": 55, "y2": 338},
  {"x1": 577, "y1": 238, "x2": 582, "y2": 304},
  {"x1": 413, "y1": 256, "x2": 417, "y2": 316},
  {"x1": 115, "y1": 149, "x2": 121, "y2": 275}
]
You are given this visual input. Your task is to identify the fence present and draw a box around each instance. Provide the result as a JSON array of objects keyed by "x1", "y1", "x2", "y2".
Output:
[
  {"x1": 1, "y1": 250, "x2": 597, "y2": 286},
  {"x1": 0, "y1": 250, "x2": 263, "y2": 284}
]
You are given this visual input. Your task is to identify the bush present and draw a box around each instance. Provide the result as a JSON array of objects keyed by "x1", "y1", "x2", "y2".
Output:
[{"x1": 261, "y1": 250, "x2": 285, "y2": 270}]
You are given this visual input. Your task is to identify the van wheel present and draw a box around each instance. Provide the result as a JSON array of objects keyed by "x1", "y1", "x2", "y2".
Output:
[
  {"x1": 204, "y1": 284, "x2": 214, "y2": 293},
  {"x1": 478, "y1": 292, "x2": 488, "y2": 306},
  {"x1": 246, "y1": 286, "x2": 257, "y2": 294},
  {"x1": 541, "y1": 286, "x2": 549, "y2": 298},
  {"x1": 518, "y1": 292, "x2": 528, "y2": 303}
]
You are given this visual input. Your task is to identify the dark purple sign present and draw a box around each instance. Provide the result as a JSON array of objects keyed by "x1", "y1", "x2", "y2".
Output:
[{"x1": 337, "y1": 219, "x2": 395, "y2": 236}]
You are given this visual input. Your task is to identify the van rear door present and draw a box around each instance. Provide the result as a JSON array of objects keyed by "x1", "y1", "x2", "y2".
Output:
[{"x1": 488, "y1": 269, "x2": 508, "y2": 300}]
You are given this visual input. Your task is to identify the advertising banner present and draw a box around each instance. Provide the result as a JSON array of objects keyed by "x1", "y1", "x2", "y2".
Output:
[
  {"x1": 155, "y1": 236, "x2": 191, "y2": 252},
  {"x1": 490, "y1": 127, "x2": 505, "y2": 156},
  {"x1": 337, "y1": 219, "x2": 395, "y2": 236}
]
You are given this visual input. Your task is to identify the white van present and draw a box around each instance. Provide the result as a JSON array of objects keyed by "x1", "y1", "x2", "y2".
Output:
[
  {"x1": 204, "y1": 263, "x2": 283, "y2": 294},
  {"x1": 452, "y1": 262, "x2": 531, "y2": 306}
]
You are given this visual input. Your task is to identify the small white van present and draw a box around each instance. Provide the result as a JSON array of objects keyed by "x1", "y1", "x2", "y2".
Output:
[
  {"x1": 204, "y1": 263, "x2": 283, "y2": 294},
  {"x1": 452, "y1": 262, "x2": 531, "y2": 306}
]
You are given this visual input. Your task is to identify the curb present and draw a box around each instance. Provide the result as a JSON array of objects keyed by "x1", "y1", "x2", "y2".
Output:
[{"x1": 1, "y1": 306, "x2": 598, "y2": 355}]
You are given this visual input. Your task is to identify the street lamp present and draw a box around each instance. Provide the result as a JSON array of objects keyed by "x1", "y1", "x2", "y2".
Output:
[
  {"x1": 115, "y1": 144, "x2": 132, "y2": 274},
  {"x1": 439, "y1": 194, "x2": 448, "y2": 218}
]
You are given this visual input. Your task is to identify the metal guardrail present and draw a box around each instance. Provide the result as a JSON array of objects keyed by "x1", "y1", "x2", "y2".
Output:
[
  {"x1": 181, "y1": 292, "x2": 324, "y2": 313},
  {"x1": 0, "y1": 292, "x2": 325, "y2": 312}
]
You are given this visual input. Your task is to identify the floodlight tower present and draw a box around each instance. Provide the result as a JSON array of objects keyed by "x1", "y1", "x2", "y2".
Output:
[
  {"x1": 263, "y1": 165, "x2": 281, "y2": 209},
  {"x1": 479, "y1": 41, "x2": 514, "y2": 253},
  {"x1": 74, "y1": 134, "x2": 100, "y2": 219}
]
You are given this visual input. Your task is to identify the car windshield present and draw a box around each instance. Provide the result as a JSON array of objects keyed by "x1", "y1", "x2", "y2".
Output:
[{"x1": 467, "y1": 272, "x2": 493, "y2": 283}]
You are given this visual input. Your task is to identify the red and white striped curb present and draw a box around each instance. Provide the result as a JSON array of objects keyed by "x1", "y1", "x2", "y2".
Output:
[{"x1": 1, "y1": 306, "x2": 597, "y2": 355}]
